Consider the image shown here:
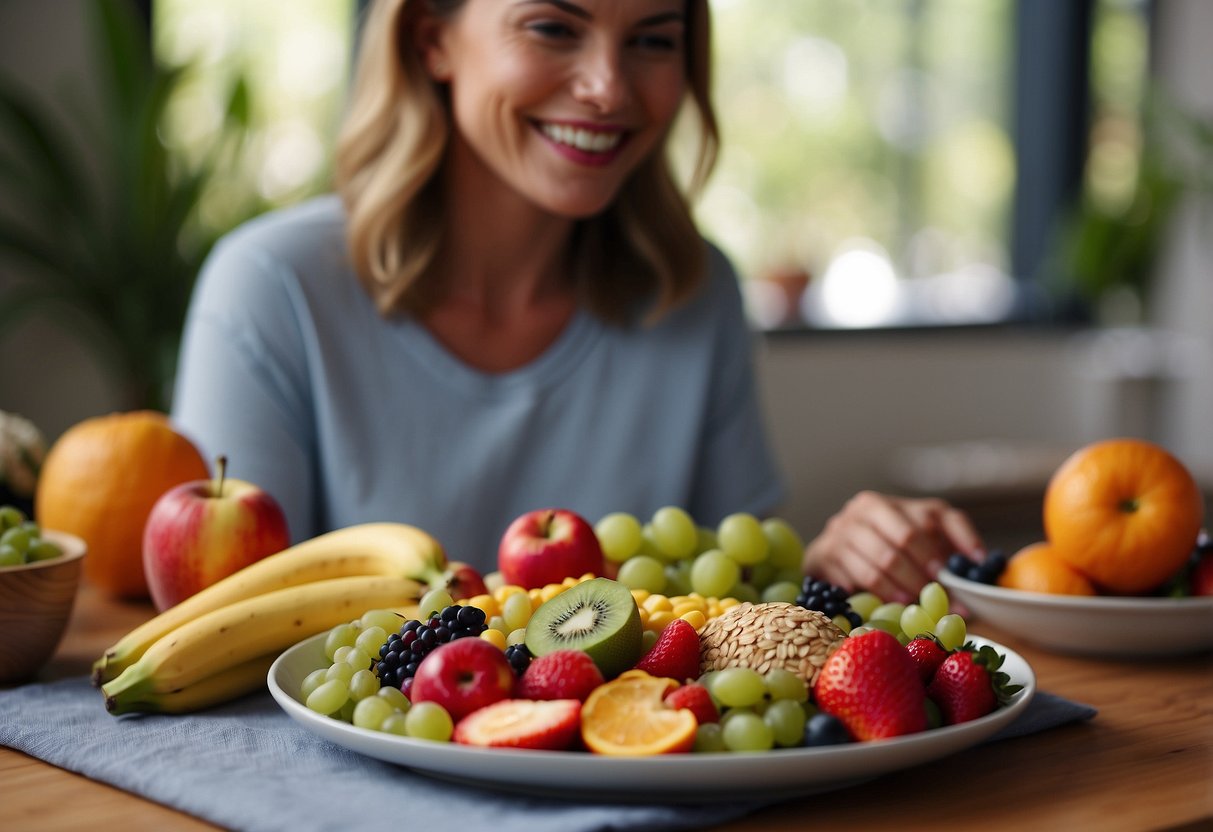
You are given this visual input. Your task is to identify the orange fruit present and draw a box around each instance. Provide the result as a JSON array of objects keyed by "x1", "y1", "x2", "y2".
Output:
[
  {"x1": 1043, "y1": 438, "x2": 1205, "y2": 595},
  {"x1": 997, "y1": 541, "x2": 1097, "y2": 596},
  {"x1": 35, "y1": 411, "x2": 210, "y2": 599},
  {"x1": 580, "y1": 670, "x2": 697, "y2": 756}
]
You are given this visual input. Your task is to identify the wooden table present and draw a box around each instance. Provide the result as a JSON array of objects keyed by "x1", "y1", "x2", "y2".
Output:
[{"x1": 4, "y1": 583, "x2": 1212, "y2": 831}]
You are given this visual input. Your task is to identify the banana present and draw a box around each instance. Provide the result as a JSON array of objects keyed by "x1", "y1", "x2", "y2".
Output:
[
  {"x1": 102, "y1": 573, "x2": 425, "y2": 714},
  {"x1": 104, "y1": 653, "x2": 278, "y2": 716},
  {"x1": 93, "y1": 522, "x2": 446, "y2": 685}
]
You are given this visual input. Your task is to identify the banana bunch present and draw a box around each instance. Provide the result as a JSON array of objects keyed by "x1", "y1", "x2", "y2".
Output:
[{"x1": 97, "y1": 522, "x2": 447, "y2": 715}]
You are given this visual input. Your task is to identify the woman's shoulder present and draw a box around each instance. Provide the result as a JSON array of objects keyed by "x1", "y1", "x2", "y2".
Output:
[{"x1": 216, "y1": 194, "x2": 346, "y2": 262}]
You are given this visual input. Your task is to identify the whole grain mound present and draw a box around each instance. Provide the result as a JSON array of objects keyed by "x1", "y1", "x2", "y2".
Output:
[{"x1": 698, "y1": 601, "x2": 846, "y2": 686}]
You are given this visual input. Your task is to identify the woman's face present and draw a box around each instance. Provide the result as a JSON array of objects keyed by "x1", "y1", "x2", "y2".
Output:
[{"x1": 422, "y1": 0, "x2": 689, "y2": 219}]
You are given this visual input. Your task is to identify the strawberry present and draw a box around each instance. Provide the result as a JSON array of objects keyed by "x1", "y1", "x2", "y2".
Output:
[
  {"x1": 664, "y1": 682, "x2": 719, "y2": 724},
  {"x1": 927, "y1": 642, "x2": 1023, "y2": 725},
  {"x1": 514, "y1": 649, "x2": 604, "y2": 702},
  {"x1": 812, "y1": 629, "x2": 927, "y2": 742},
  {"x1": 633, "y1": 618, "x2": 701, "y2": 682},
  {"x1": 453, "y1": 698, "x2": 581, "y2": 750},
  {"x1": 905, "y1": 635, "x2": 948, "y2": 684},
  {"x1": 1191, "y1": 546, "x2": 1213, "y2": 597}
]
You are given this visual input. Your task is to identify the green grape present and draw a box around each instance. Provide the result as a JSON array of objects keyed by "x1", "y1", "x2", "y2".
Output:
[
  {"x1": 417, "y1": 587, "x2": 454, "y2": 619},
  {"x1": 0, "y1": 525, "x2": 31, "y2": 554},
  {"x1": 501, "y1": 591, "x2": 532, "y2": 631},
  {"x1": 28, "y1": 540, "x2": 62, "y2": 562},
  {"x1": 763, "y1": 668, "x2": 808, "y2": 703},
  {"x1": 595, "y1": 512, "x2": 644, "y2": 563},
  {"x1": 919, "y1": 581, "x2": 950, "y2": 621},
  {"x1": 728, "y1": 582, "x2": 760, "y2": 603},
  {"x1": 694, "y1": 722, "x2": 726, "y2": 752},
  {"x1": 354, "y1": 625, "x2": 387, "y2": 657},
  {"x1": 325, "y1": 662, "x2": 355, "y2": 684},
  {"x1": 847, "y1": 591, "x2": 884, "y2": 622},
  {"x1": 380, "y1": 712, "x2": 410, "y2": 736},
  {"x1": 324, "y1": 623, "x2": 359, "y2": 661},
  {"x1": 0, "y1": 544, "x2": 21, "y2": 567},
  {"x1": 721, "y1": 711, "x2": 775, "y2": 752},
  {"x1": 338, "y1": 699, "x2": 356, "y2": 723},
  {"x1": 0, "y1": 505, "x2": 24, "y2": 531},
  {"x1": 663, "y1": 562, "x2": 693, "y2": 596},
  {"x1": 900, "y1": 604, "x2": 936, "y2": 639},
  {"x1": 934, "y1": 613, "x2": 968, "y2": 651},
  {"x1": 376, "y1": 686, "x2": 411, "y2": 712},
  {"x1": 761, "y1": 580, "x2": 801, "y2": 605},
  {"x1": 616, "y1": 554, "x2": 667, "y2": 594},
  {"x1": 694, "y1": 526, "x2": 718, "y2": 555},
  {"x1": 832, "y1": 614, "x2": 853, "y2": 635},
  {"x1": 641, "y1": 629, "x2": 658, "y2": 652},
  {"x1": 764, "y1": 699, "x2": 807, "y2": 747},
  {"x1": 349, "y1": 669, "x2": 380, "y2": 701},
  {"x1": 331, "y1": 645, "x2": 355, "y2": 664},
  {"x1": 360, "y1": 608, "x2": 403, "y2": 633},
  {"x1": 649, "y1": 506, "x2": 698, "y2": 560},
  {"x1": 716, "y1": 513, "x2": 769, "y2": 566},
  {"x1": 352, "y1": 695, "x2": 395, "y2": 730},
  {"x1": 300, "y1": 667, "x2": 329, "y2": 700},
  {"x1": 710, "y1": 667, "x2": 767, "y2": 709},
  {"x1": 344, "y1": 647, "x2": 373, "y2": 670},
  {"x1": 746, "y1": 561, "x2": 776, "y2": 590},
  {"x1": 690, "y1": 549, "x2": 741, "y2": 598},
  {"x1": 306, "y1": 678, "x2": 349, "y2": 715},
  {"x1": 762, "y1": 517, "x2": 805, "y2": 570},
  {"x1": 869, "y1": 602, "x2": 906, "y2": 623},
  {"x1": 405, "y1": 701, "x2": 454, "y2": 741},
  {"x1": 506, "y1": 627, "x2": 527, "y2": 646},
  {"x1": 862, "y1": 618, "x2": 906, "y2": 641},
  {"x1": 488, "y1": 614, "x2": 508, "y2": 633}
]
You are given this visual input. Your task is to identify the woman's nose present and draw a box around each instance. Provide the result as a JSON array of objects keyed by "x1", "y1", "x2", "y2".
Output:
[{"x1": 571, "y1": 44, "x2": 629, "y2": 113}]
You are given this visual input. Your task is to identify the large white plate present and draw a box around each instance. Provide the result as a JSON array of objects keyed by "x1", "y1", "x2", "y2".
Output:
[
  {"x1": 267, "y1": 632, "x2": 1036, "y2": 802},
  {"x1": 938, "y1": 569, "x2": 1213, "y2": 657}
]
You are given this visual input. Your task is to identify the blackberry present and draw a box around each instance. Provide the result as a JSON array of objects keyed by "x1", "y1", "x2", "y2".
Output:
[
  {"x1": 946, "y1": 549, "x2": 1007, "y2": 585},
  {"x1": 795, "y1": 576, "x2": 862, "y2": 630},
  {"x1": 504, "y1": 643, "x2": 532, "y2": 676},
  {"x1": 375, "y1": 604, "x2": 488, "y2": 689}
]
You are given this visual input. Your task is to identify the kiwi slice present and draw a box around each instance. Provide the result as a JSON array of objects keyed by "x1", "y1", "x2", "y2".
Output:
[{"x1": 525, "y1": 578, "x2": 643, "y2": 679}]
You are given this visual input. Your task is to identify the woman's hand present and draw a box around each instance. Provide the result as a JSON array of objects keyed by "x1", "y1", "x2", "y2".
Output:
[{"x1": 802, "y1": 491, "x2": 984, "y2": 603}]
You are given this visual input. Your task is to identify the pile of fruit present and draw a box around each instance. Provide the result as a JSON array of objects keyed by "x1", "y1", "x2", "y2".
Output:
[
  {"x1": 293, "y1": 572, "x2": 1018, "y2": 754},
  {"x1": 0, "y1": 505, "x2": 64, "y2": 566},
  {"x1": 947, "y1": 438, "x2": 1211, "y2": 598}
]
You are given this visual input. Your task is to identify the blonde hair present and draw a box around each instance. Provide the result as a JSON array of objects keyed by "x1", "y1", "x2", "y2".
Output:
[{"x1": 335, "y1": 0, "x2": 719, "y2": 324}]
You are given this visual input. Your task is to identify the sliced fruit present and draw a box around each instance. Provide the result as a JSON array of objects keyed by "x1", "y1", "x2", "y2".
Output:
[
  {"x1": 580, "y1": 670, "x2": 697, "y2": 756},
  {"x1": 453, "y1": 698, "x2": 581, "y2": 750},
  {"x1": 524, "y1": 577, "x2": 642, "y2": 679}
]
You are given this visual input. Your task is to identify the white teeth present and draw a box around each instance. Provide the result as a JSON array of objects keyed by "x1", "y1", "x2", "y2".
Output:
[{"x1": 541, "y1": 123, "x2": 622, "y2": 153}]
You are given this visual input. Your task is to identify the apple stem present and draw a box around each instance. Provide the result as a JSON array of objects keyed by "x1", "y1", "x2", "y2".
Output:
[{"x1": 214, "y1": 455, "x2": 227, "y2": 496}]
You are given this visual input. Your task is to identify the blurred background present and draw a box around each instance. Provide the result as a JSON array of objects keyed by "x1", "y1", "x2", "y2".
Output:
[{"x1": 1, "y1": 0, "x2": 1210, "y2": 551}]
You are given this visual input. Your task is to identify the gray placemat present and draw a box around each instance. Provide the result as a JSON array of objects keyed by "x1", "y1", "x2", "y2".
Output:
[{"x1": 0, "y1": 676, "x2": 1095, "y2": 832}]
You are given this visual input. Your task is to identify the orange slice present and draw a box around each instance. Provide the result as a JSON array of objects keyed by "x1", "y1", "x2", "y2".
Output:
[{"x1": 580, "y1": 670, "x2": 697, "y2": 756}]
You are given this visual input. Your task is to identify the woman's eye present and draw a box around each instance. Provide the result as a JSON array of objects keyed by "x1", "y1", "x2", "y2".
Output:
[
  {"x1": 631, "y1": 33, "x2": 680, "y2": 52},
  {"x1": 528, "y1": 21, "x2": 577, "y2": 40}
]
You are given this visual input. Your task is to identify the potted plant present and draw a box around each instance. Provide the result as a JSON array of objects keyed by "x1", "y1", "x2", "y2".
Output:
[{"x1": 0, "y1": 0, "x2": 256, "y2": 412}]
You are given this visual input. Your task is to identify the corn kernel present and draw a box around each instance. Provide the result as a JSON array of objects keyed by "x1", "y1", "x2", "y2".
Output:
[
  {"x1": 679, "y1": 609, "x2": 707, "y2": 631},
  {"x1": 643, "y1": 594, "x2": 673, "y2": 613},
  {"x1": 671, "y1": 600, "x2": 703, "y2": 617},
  {"x1": 493, "y1": 584, "x2": 526, "y2": 603},
  {"x1": 540, "y1": 583, "x2": 564, "y2": 602},
  {"x1": 647, "y1": 610, "x2": 676, "y2": 632},
  {"x1": 479, "y1": 629, "x2": 507, "y2": 650},
  {"x1": 468, "y1": 594, "x2": 499, "y2": 619},
  {"x1": 630, "y1": 588, "x2": 651, "y2": 605}
]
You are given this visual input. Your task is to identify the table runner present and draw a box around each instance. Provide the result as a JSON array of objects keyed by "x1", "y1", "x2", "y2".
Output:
[{"x1": 0, "y1": 677, "x2": 1096, "y2": 832}]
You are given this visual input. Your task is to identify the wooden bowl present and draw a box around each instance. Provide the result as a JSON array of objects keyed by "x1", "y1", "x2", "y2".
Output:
[{"x1": 0, "y1": 530, "x2": 86, "y2": 683}]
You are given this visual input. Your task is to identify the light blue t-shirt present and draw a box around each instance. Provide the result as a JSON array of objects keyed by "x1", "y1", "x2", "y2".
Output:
[{"x1": 171, "y1": 196, "x2": 786, "y2": 571}]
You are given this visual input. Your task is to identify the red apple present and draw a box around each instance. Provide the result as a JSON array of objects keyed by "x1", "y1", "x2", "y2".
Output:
[
  {"x1": 409, "y1": 637, "x2": 514, "y2": 722},
  {"x1": 443, "y1": 561, "x2": 489, "y2": 601},
  {"x1": 142, "y1": 456, "x2": 290, "y2": 611},
  {"x1": 497, "y1": 508, "x2": 605, "y2": 589}
]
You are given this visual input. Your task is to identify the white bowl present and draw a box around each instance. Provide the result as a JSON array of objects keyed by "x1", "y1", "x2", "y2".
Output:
[{"x1": 938, "y1": 569, "x2": 1213, "y2": 658}]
